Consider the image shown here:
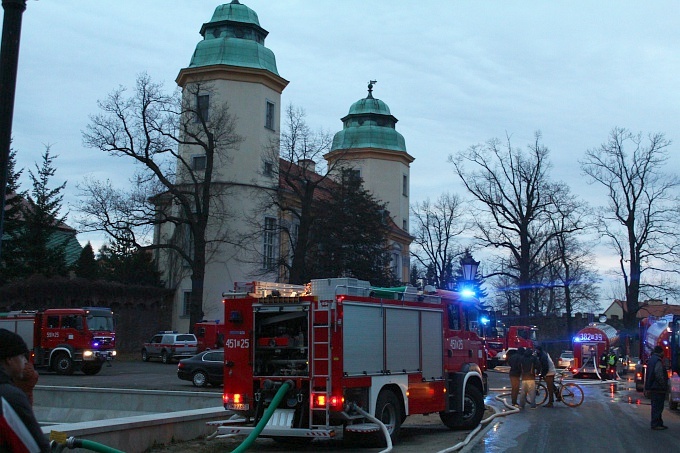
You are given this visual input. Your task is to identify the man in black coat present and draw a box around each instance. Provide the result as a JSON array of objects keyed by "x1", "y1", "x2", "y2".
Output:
[
  {"x1": 0, "y1": 329, "x2": 50, "y2": 452},
  {"x1": 644, "y1": 345, "x2": 669, "y2": 430}
]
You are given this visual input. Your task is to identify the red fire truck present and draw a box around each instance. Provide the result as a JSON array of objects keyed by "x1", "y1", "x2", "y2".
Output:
[
  {"x1": 634, "y1": 314, "x2": 680, "y2": 410},
  {"x1": 0, "y1": 307, "x2": 116, "y2": 375},
  {"x1": 485, "y1": 324, "x2": 538, "y2": 368},
  {"x1": 215, "y1": 278, "x2": 488, "y2": 443},
  {"x1": 194, "y1": 320, "x2": 226, "y2": 352},
  {"x1": 572, "y1": 322, "x2": 619, "y2": 378}
]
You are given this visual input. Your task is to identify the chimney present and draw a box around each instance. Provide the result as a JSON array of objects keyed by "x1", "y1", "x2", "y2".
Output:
[{"x1": 298, "y1": 159, "x2": 316, "y2": 173}]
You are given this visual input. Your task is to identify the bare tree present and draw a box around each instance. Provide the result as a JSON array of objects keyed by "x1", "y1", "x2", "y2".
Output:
[
  {"x1": 450, "y1": 132, "x2": 581, "y2": 318},
  {"x1": 79, "y1": 73, "x2": 242, "y2": 330},
  {"x1": 246, "y1": 104, "x2": 342, "y2": 284},
  {"x1": 580, "y1": 127, "x2": 680, "y2": 332},
  {"x1": 410, "y1": 192, "x2": 468, "y2": 289}
]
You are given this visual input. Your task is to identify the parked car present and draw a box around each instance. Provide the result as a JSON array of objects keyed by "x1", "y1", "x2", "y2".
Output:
[
  {"x1": 623, "y1": 356, "x2": 639, "y2": 374},
  {"x1": 177, "y1": 350, "x2": 224, "y2": 387},
  {"x1": 557, "y1": 351, "x2": 574, "y2": 368},
  {"x1": 141, "y1": 331, "x2": 198, "y2": 364}
]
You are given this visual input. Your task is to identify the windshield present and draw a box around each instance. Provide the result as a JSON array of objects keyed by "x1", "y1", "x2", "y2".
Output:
[{"x1": 87, "y1": 315, "x2": 115, "y2": 332}]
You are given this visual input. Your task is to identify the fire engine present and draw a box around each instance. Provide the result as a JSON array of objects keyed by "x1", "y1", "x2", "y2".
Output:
[
  {"x1": 572, "y1": 322, "x2": 619, "y2": 378},
  {"x1": 0, "y1": 307, "x2": 116, "y2": 375},
  {"x1": 194, "y1": 320, "x2": 227, "y2": 352},
  {"x1": 215, "y1": 278, "x2": 488, "y2": 443},
  {"x1": 635, "y1": 314, "x2": 680, "y2": 409},
  {"x1": 485, "y1": 324, "x2": 538, "y2": 369}
]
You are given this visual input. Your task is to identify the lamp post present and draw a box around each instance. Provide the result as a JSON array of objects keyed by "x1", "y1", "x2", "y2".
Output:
[
  {"x1": 460, "y1": 251, "x2": 480, "y2": 282},
  {"x1": 458, "y1": 250, "x2": 480, "y2": 298},
  {"x1": 0, "y1": 0, "x2": 28, "y2": 260}
]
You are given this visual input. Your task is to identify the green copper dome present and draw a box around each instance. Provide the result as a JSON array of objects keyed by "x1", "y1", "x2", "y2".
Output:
[
  {"x1": 331, "y1": 84, "x2": 407, "y2": 152},
  {"x1": 188, "y1": 1, "x2": 280, "y2": 75}
]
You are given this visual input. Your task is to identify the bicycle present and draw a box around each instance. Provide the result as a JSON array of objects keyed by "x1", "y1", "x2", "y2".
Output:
[{"x1": 535, "y1": 371, "x2": 584, "y2": 407}]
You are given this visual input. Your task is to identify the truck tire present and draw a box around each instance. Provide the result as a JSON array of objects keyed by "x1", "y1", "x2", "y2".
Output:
[
  {"x1": 439, "y1": 385, "x2": 484, "y2": 430},
  {"x1": 377, "y1": 389, "x2": 403, "y2": 437},
  {"x1": 161, "y1": 350, "x2": 170, "y2": 364},
  {"x1": 53, "y1": 353, "x2": 74, "y2": 375},
  {"x1": 141, "y1": 349, "x2": 149, "y2": 362},
  {"x1": 82, "y1": 363, "x2": 103, "y2": 375},
  {"x1": 487, "y1": 359, "x2": 497, "y2": 369}
]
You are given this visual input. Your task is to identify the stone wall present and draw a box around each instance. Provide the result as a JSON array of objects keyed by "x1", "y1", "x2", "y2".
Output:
[{"x1": 0, "y1": 275, "x2": 174, "y2": 353}]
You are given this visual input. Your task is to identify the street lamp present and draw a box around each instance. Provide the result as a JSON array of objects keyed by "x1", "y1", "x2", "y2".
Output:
[
  {"x1": 459, "y1": 251, "x2": 479, "y2": 298},
  {"x1": 0, "y1": 0, "x2": 28, "y2": 260},
  {"x1": 460, "y1": 251, "x2": 480, "y2": 282}
]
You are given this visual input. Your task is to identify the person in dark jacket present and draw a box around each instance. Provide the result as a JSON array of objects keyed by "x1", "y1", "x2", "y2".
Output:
[
  {"x1": 644, "y1": 345, "x2": 669, "y2": 430},
  {"x1": 519, "y1": 348, "x2": 539, "y2": 409},
  {"x1": 508, "y1": 347, "x2": 525, "y2": 407},
  {"x1": 536, "y1": 345, "x2": 558, "y2": 407},
  {"x1": 0, "y1": 329, "x2": 50, "y2": 452}
]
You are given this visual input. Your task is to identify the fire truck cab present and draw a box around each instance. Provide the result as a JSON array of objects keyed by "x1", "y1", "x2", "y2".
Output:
[{"x1": 216, "y1": 279, "x2": 488, "y2": 443}]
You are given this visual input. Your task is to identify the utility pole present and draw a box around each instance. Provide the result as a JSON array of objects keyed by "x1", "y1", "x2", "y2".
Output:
[{"x1": 0, "y1": 0, "x2": 27, "y2": 260}]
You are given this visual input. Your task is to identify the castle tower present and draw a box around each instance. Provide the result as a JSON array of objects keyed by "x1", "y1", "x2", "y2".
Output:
[
  {"x1": 164, "y1": 1, "x2": 288, "y2": 330},
  {"x1": 325, "y1": 82, "x2": 414, "y2": 282}
]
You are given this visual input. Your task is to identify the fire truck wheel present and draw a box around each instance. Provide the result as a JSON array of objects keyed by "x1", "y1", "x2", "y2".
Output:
[
  {"x1": 53, "y1": 353, "x2": 74, "y2": 375},
  {"x1": 82, "y1": 363, "x2": 103, "y2": 375},
  {"x1": 192, "y1": 370, "x2": 208, "y2": 387},
  {"x1": 439, "y1": 385, "x2": 484, "y2": 430}
]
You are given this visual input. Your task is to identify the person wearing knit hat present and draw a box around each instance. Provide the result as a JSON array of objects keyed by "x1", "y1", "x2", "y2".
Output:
[{"x1": 0, "y1": 329, "x2": 50, "y2": 452}]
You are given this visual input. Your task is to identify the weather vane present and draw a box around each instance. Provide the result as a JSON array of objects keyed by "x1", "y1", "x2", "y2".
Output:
[{"x1": 367, "y1": 80, "x2": 377, "y2": 98}]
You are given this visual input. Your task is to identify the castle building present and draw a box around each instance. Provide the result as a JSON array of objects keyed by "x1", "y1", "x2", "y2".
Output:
[{"x1": 157, "y1": 1, "x2": 413, "y2": 331}]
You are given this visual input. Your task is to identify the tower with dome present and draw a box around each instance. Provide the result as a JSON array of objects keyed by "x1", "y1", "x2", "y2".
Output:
[{"x1": 156, "y1": 1, "x2": 413, "y2": 331}]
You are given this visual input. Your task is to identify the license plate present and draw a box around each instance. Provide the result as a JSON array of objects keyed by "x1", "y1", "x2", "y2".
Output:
[{"x1": 227, "y1": 403, "x2": 250, "y2": 410}]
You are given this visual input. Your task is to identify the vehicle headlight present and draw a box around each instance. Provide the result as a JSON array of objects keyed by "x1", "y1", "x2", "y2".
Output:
[{"x1": 83, "y1": 350, "x2": 93, "y2": 358}]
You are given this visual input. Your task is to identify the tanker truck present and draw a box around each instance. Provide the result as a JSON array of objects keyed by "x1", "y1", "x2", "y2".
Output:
[{"x1": 572, "y1": 322, "x2": 619, "y2": 378}]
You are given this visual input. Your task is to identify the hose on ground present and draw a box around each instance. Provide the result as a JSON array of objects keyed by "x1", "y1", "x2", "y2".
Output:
[
  {"x1": 50, "y1": 437, "x2": 125, "y2": 453},
  {"x1": 350, "y1": 403, "x2": 393, "y2": 453},
  {"x1": 231, "y1": 380, "x2": 293, "y2": 453}
]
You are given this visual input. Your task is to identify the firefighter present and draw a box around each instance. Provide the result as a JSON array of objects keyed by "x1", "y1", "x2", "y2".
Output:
[
  {"x1": 599, "y1": 350, "x2": 608, "y2": 381},
  {"x1": 607, "y1": 349, "x2": 618, "y2": 380}
]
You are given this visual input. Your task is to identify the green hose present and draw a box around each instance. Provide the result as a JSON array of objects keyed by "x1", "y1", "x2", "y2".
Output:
[
  {"x1": 65, "y1": 438, "x2": 124, "y2": 453},
  {"x1": 231, "y1": 380, "x2": 293, "y2": 453}
]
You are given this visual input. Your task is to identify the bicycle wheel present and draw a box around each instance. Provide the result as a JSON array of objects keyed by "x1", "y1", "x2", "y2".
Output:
[
  {"x1": 559, "y1": 383, "x2": 584, "y2": 407},
  {"x1": 535, "y1": 383, "x2": 549, "y2": 406}
]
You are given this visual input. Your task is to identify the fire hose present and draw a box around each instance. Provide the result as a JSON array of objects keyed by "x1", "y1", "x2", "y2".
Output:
[
  {"x1": 231, "y1": 380, "x2": 294, "y2": 453},
  {"x1": 50, "y1": 437, "x2": 124, "y2": 453}
]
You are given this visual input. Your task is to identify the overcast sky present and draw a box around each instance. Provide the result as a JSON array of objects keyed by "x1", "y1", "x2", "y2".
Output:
[{"x1": 6, "y1": 1, "x2": 680, "y2": 307}]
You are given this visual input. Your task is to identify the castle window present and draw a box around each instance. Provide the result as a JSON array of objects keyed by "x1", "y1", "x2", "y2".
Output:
[
  {"x1": 263, "y1": 216, "x2": 278, "y2": 269},
  {"x1": 196, "y1": 94, "x2": 209, "y2": 122},
  {"x1": 182, "y1": 291, "x2": 191, "y2": 317},
  {"x1": 402, "y1": 174, "x2": 408, "y2": 197},
  {"x1": 264, "y1": 161, "x2": 273, "y2": 176},
  {"x1": 265, "y1": 101, "x2": 275, "y2": 130},
  {"x1": 192, "y1": 155, "x2": 206, "y2": 171}
]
